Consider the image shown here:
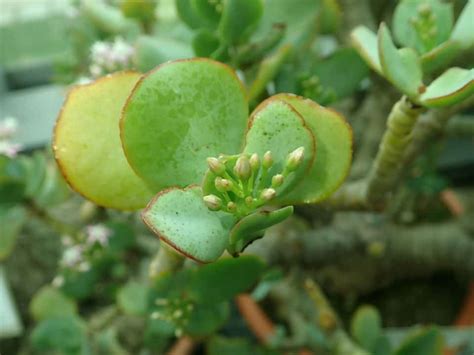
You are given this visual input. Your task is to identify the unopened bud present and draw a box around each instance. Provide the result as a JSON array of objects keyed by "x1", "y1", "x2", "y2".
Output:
[
  {"x1": 260, "y1": 188, "x2": 276, "y2": 201},
  {"x1": 215, "y1": 177, "x2": 233, "y2": 192},
  {"x1": 286, "y1": 147, "x2": 304, "y2": 171},
  {"x1": 417, "y1": 3, "x2": 431, "y2": 16},
  {"x1": 203, "y1": 194, "x2": 222, "y2": 210},
  {"x1": 227, "y1": 201, "x2": 237, "y2": 212},
  {"x1": 234, "y1": 155, "x2": 251, "y2": 180},
  {"x1": 245, "y1": 196, "x2": 254, "y2": 206},
  {"x1": 207, "y1": 157, "x2": 226, "y2": 175},
  {"x1": 263, "y1": 151, "x2": 273, "y2": 169},
  {"x1": 249, "y1": 153, "x2": 260, "y2": 171},
  {"x1": 271, "y1": 174, "x2": 284, "y2": 187}
]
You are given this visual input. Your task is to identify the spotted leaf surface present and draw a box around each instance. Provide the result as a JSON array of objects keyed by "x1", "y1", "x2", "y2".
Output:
[
  {"x1": 142, "y1": 186, "x2": 235, "y2": 263},
  {"x1": 53, "y1": 72, "x2": 152, "y2": 210},
  {"x1": 121, "y1": 58, "x2": 248, "y2": 191}
]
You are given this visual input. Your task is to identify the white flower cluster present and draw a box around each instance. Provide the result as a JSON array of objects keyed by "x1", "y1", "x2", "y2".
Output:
[
  {"x1": 0, "y1": 116, "x2": 22, "y2": 158},
  {"x1": 57, "y1": 224, "x2": 113, "y2": 274},
  {"x1": 89, "y1": 37, "x2": 135, "y2": 78}
]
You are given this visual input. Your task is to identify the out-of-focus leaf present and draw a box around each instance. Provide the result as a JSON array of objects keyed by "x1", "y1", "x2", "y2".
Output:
[
  {"x1": 185, "y1": 302, "x2": 229, "y2": 336},
  {"x1": 319, "y1": 0, "x2": 342, "y2": 34},
  {"x1": 30, "y1": 286, "x2": 77, "y2": 322},
  {"x1": 0, "y1": 206, "x2": 26, "y2": 261},
  {"x1": 218, "y1": 0, "x2": 263, "y2": 45},
  {"x1": 0, "y1": 156, "x2": 27, "y2": 205},
  {"x1": 450, "y1": 0, "x2": 474, "y2": 50},
  {"x1": 350, "y1": 305, "x2": 382, "y2": 352},
  {"x1": 393, "y1": 326, "x2": 443, "y2": 355},
  {"x1": 190, "y1": 255, "x2": 265, "y2": 304},
  {"x1": 421, "y1": 40, "x2": 460, "y2": 73},
  {"x1": 192, "y1": 29, "x2": 220, "y2": 57},
  {"x1": 117, "y1": 282, "x2": 149, "y2": 316}
]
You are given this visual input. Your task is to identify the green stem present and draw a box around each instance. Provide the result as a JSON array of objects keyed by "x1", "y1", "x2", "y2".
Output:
[
  {"x1": 365, "y1": 96, "x2": 425, "y2": 206},
  {"x1": 148, "y1": 243, "x2": 185, "y2": 280}
]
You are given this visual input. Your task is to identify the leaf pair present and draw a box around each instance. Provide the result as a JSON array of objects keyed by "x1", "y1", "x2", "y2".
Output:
[
  {"x1": 351, "y1": 0, "x2": 473, "y2": 108},
  {"x1": 54, "y1": 58, "x2": 352, "y2": 262}
]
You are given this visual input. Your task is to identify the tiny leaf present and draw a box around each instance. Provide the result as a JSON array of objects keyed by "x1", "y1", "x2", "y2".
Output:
[
  {"x1": 228, "y1": 207, "x2": 293, "y2": 255},
  {"x1": 53, "y1": 72, "x2": 153, "y2": 210},
  {"x1": 30, "y1": 286, "x2": 77, "y2": 322},
  {"x1": 117, "y1": 282, "x2": 149, "y2": 316},
  {"x1": 350, "y1": 305, "x2": 382, "y2": 352},
  {"x1": 142, "y1": 186, "x2": 233, "y2": 263},
  {"x1": 378, "y1": 23, "x2": 424, "y2": 98},
  {"x1": 419, "y1": 67, "x2": 474, "y2": 108},
  {"x1": 393, "y1": 326, "x2": 443, "y2": 355}
]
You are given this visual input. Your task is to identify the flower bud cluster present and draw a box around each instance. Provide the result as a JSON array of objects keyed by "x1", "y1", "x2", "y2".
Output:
[
  {"x1": 0, "y1": 116, "x2": 22, "y2": 158},
  {"x1": 203, "y1": 147, "x2": 305, "y2": 217},
  {"x1": 89, "y1": 37, "x2": 135, "y2": 79},
  {"x1": 151, "y1": 297, "x2": 194, "y2": 337},
  {"x1": 410, "y1": 3, "x2": 438, "y2": 45}
]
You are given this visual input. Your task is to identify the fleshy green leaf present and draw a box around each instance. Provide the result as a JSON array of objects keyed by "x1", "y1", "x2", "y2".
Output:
[
  {"x1": 121, "y1": 58, "x2": 248, "y2": 191},
  {"x1": 419, "y1": 67, "x2": 474, "y2": 108},
  {"x1": 0, "y1": 156, "x2": 27, "y2": 205},
  {"x1": 117, "y1": 282, "x2": 149, "y2": 316},
  {"x1": 311, "y1": 47, "x2": 369, "y2": 100},
  {"x1": 393, "y1": 327, "x2": 443, "y2": 355},
  {"x1": 192, "y1": 29, "x2": 220, "y2": 57},
  {"x1": 142, "y1": 186, "x2": 234, "y2": 263},
  {"x1": 190, "y1": 256, "x2": 265, "y2": 304},
  {"x1": 378, "y1": 23, "x2": 424, "y2": 98},
  {"x1": 53, "y1": 71, "x2": 153, "y2": 210},
  {"x1": 82, "y1": 0, "x2": 139, "y2": 36},
  {"x1": 176, "y1": 0, "x2": 206, "y2": 29},
  {"x1": 350, "y1": 305, "x2": 382, "y2": 352},
  {"x1": 421, "y1": 40, "x2": 461, "y2": 73},
  {"x1": 244, "y1": 98, "x2": 315, "y2": 198},
  {"x1": 393, "y1": 0, "x2": 453, "y2": 54},
  {"x1": 319, "y1": 0, "x2": 342, "y2": 34},
  {"x1": 193, "y1": 0, "x2": 222, "y2": 29},
  {"x1": 218, "y1": 0, "x2": 263, "y2": 45},
  {"x1": 185, "y1": 302, "x2": 229, "y2": 336},
  {"x1": 271, "y1": 94, "x2": 353, "y2": 204},
  {"x1": 228, "y1": 207, "x2": 293, "y2": 255},
  {"x1": 350, "y1": 26, "x2": 382, "y2": 74},
  {"x1": 0, "y1": 206, "x2": 26, "y2": 261},
  {"x1": 30, "y1": 286, "x2": 77, "y2": 322},
  {"x1": 450, "y1": 0, "x2": 474, "y2": 50}
]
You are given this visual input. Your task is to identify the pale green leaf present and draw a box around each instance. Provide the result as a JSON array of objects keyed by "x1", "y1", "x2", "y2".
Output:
[
  {"x1": 350, "y1": 26, "x2": 382, "y2": 74},
  {"x1": 54, "y1": 72, "x2": 153, "y2": 210},
  {"x1": 451, "y1": 0, "x2": 474, "y2": 49},
  {"x1": 30, "y1": 286, "x2": 77, "y2": 322},
  {"x1": 121, "y1": 59, "x2": 248, "y2": 191}
]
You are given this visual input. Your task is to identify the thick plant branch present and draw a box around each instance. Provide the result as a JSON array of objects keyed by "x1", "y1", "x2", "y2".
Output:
[
  {"x1": 365, "y1": 96, "x2": 426, "y2": 206},
  {"x1": 249, "y1": 213, "x2": 474, "y2": 294},
  {"x1": 148, "y1": 243, "x2": 185, "y2": 279}
]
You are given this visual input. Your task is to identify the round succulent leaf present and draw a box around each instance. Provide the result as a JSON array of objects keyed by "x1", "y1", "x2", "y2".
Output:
[
  {"x1": 244, "y1": 99, "x2": 316, "y2": 198},
  {"x1": 117, "y1": 282, "x2": 149, "y2": 316},
  {"x1": 350, "y1": 26, "x2": 382, "y2": 74},
  {"x1": 175, "y1": 0, "x2": 206, "y2": 29},
  {"x1": 228, "y1": 206, "x2": 294, "y2": 255},
  {"x1": 272, "y1": 94, "x2": 353, "y2": 204},
  {"x1": 193, "y1": 0, "x2": 222, "y2": 29},
  {"x1": 393, "y1": 0, "x2": 453, "y2": 54},
  {"x1": 450, "y1": 0, "x2": 474, "y2": 50},
  {"x1": 421, "y1": 40, "x2": 461, "y2": 74},
  {"x1": 190, "y1": 255, "x2": 266, "y2": 304},
  {"x1": 192, "y1": 29, "x2": 221, "y2": 57},
  {"x1": 419, "y1": 67, "x2": 474, "y2": 108},
  {"x1": 350, "y1": 305, "x2": 382, "y2": 352},
  {"x1": 378, "y1": 23, "x2": 424, "y2": 99},
  {"x1": 53, "y1": 72, "x2": 153, "y2": 210},
  {"x1": 121, "y1": 58, "x2": 248, "y2": 191},
  {"x1": 30, "y1": 286, "x2": 77, "y2": 322},
  {"x1": 218, "y1": 0, "x2": 264, "y2": 45},
  {"x1": 141, "y1": 186, "x2": 233, "y2": 263},
  {"x1": 393, "y1": 327, "x2": 443, "y2": 355}
]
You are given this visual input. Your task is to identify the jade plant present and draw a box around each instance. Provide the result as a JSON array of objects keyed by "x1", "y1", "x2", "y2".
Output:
[
  {"x1": 351, "y1": 0, "x2": 473, "y2": 108},
  {"x1": 53, "y1": 58, "x2": 352, "y2": 263}
]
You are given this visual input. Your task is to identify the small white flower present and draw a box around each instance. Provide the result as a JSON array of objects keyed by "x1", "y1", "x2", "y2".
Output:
[
  {"x1": 0, "y1": 117, "x2": 18, "y2": 139},
  {"x1": 86, "y1": 224, "x2": 112, "y2": 246},
  {"x1": 61, "y1": 245, "x2": 83, "y2": 268},
  {"x1": 78, "y1": 261, "x2": 91, "y2": 272},
  {"x1": 52, "y1": 276, "x2": 65, "y2": 288},
  {"x1": 0, "y1": 141, "x2": 22, "y2": 158}
]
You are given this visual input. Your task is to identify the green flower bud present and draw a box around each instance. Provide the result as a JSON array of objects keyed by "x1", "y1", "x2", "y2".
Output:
[
  {"x1": 286, "y1": 147, "x2": 305, "y2": 172},
  {"x1": 417, "y1": 3, "x2": 431, "y2": 17},
  {"x1": 245, "y1": 196, "x2": 254, "y2": 206},
  {"x1": 234, "y1": 155, "x2": 251, "y2": 181},
  {"x1": 203, "y1": 194, "x2": 222, "y2": 210},
  {"x1": 227, "y1": 201, "x2": 237, "y2": 212},
  {"x1": 263, "y1": 151, "x2": 273, "y2": 169},
  {"x1": 215, "y1": 177, "x2": 233, "y2": 192},
  {"x1": 260, "y1": 188, "x2": 276, "y2": 201},
  {"x1": 207, "y1": 157, "x2": 226, "y2": 175},
  {"x1": 249, "y1": 153, "x2": 260, "y2": 171},
  {"x1": 271, "y1": 174, "x2": 284, "y2": 187}
]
